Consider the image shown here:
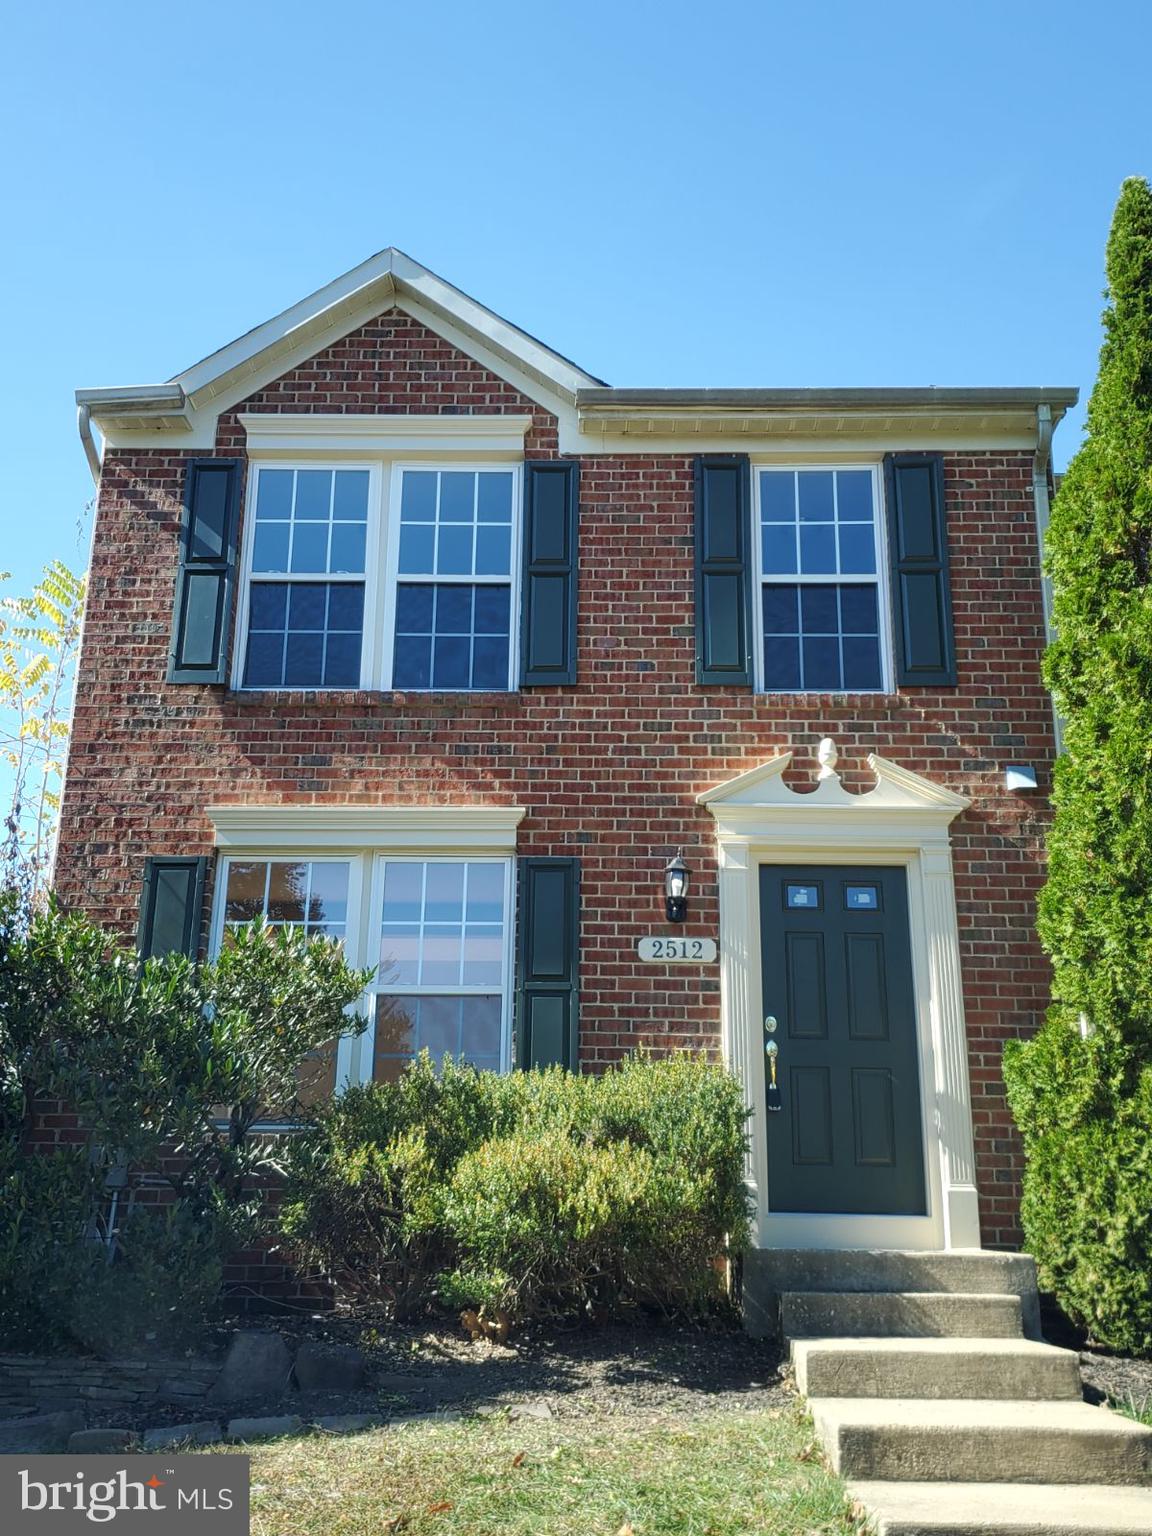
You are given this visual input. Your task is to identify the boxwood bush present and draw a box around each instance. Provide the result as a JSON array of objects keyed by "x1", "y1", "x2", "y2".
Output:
[{"x1": 280, "y1": 1053, "x2": 751, "y2": 1323}]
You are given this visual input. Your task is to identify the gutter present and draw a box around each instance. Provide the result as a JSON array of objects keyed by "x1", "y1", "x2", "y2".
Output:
[{"x1": 77, "y1": 402, "x2": 101, "y2": 484}]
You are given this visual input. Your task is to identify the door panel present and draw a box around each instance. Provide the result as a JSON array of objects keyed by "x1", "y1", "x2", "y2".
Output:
[
  {"x1": 760, "y1": 864, "x2": 926, "y2": 1215},
  {"x1": 790, "y1": 1067, "x2": 834, "y2": 1165},
  {"x1": 785, "y1": 932, "x2": 828, "y2": 1038}
]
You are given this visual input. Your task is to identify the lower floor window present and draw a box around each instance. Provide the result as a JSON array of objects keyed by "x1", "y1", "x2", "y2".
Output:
[
  {"x1": 212, "y1": 851, "x2": 513, "y2": 1103},
  {"x1": 371, "y1": 858, "x2": 510, "y2": 1080}
]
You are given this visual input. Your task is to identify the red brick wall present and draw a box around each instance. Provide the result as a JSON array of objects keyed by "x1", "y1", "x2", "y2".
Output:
[{"x1": 54, "y1": 309, "x2": 1057, "y2": 1257}]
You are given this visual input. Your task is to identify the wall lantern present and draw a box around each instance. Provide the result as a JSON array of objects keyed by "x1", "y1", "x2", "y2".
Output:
[{"x1": 664, "y1": 851, "x2": 690, "y2": 923}]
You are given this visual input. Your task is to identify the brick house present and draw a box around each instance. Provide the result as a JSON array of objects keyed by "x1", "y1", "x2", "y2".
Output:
[{"x1": 59, "y1": 250, "x2": 1076, "y2": 1304}]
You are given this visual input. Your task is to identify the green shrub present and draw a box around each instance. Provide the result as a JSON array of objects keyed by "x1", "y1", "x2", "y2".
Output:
[
  {"x1": 0, "y1": 891, "x2": 371, "y2": 1353},
  {"x1": 0, "y1": 1142, "x2": 102, "y2": 1351},
  {"x1": 280, "y1": 1056, "x2": 510, "y2": 1317},
  {"x1": 281, "y1": 1052, "x2": 751, "y2": 1324},
  {"x1": 53, "y1": 1200, "x2": 247, "y2": 1357},
  {"x1": 1004, "y1": 177, "x2": 1152, "y2": 1353}
]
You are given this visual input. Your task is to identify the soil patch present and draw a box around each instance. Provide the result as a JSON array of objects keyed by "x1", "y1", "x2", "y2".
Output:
[{"x1": 89, "y1": 1317, "x2": 789, "y2": 1431}]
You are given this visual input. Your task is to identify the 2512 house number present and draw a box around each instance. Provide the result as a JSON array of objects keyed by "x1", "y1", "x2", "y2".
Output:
[{"x1": 637, "y1": 937, "x2": 718, "y2": 963}]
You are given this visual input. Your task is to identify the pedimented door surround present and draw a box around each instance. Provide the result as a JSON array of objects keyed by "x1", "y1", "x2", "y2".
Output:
[{"x1": 698, "y1": 742, "x2": 980, "y2": 1252}]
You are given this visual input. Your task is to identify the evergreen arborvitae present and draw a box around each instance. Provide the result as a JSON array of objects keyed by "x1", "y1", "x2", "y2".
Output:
[{"x1": 1004, "y1": 177, "x2": 1152, "y2": 1352}]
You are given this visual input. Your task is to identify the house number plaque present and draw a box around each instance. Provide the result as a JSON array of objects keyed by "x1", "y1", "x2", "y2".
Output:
[{"x1": 637, "y1": 937, "x2": 718, "y2": 963}]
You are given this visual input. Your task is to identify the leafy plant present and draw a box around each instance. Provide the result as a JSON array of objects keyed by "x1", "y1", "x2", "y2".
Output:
[
  {"x1": 1004, "y1": 176, "x2": 1152, "y2": 1353},
  {"x1": 0, "y1": 562, "x2": 86, "y2": 900},
  {"x1": 0, "y1": 891, "x2": 371, "y2": 1351},
  {"x1": 281, "y1": 1052, "x2": 751, "y2": 1324}
]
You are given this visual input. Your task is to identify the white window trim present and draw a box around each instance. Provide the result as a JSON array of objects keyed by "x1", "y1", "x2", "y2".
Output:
[
  {"x1": 751, "y1": 462, "x2": 896, "y2": 696},
  {"x1": 207, "y1": 841, "x2": 519, "y2": 1105},
  {"x1": 232, "y1": 459, "x2": 523, "y2": 694},
  {"x1": 381, "y1": 461, "x2": 523, "y2": 695},
  {"x1": 238, "y1": 412, "x2": 535, "y2": 457}
]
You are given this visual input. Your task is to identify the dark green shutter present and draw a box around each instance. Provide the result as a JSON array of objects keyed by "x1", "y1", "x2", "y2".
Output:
[
  {"x1": 168, "y1": 458, "x2": 243, "y2": 683},
  {"x1": 694, "y1": 454, "x2": 753, "y2": 684},
  {"x1": 137, "y1": 856, "x2": 207, "y2": 959},
  {"x1": 883, "y1": 453, "x2": 956, "y2": 687},
  {"x1": 520, "y1": 461, "x2": 578, "y2": 685},
  {"x1": 516, "y1": 858, "x2": 580, "y2": 1069}
]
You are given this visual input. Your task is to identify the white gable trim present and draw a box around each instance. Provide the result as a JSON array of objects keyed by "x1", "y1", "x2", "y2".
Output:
[
  {"x1": 700, "y1": 743, "x2": 980, "y2": 1253},
  {"x1": 78, "y1": 249, "x2": 601, "y2": 455}
]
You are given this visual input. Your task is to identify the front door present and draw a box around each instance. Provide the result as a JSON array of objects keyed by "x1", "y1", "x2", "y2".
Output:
[{"x1": 759, "y1": 864, "x2": 926, "y2": 1215}]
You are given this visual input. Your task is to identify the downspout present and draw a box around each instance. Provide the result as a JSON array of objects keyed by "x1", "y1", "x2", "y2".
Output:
[
  {"x1": 1032, "y1": 403, "x2": 1064, "y2": 751},
  {"x1": 77, "y1": 402, "x2": 102, "y2": 485}
]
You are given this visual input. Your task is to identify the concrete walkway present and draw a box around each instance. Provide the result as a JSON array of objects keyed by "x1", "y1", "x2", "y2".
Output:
[{"x1": 777, "y1": 1252, "x2": 1152, "y2": 1536}]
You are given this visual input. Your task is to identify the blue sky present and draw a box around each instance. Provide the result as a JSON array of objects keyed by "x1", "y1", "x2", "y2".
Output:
[{"x1": 1, "y1": 0, "x2": 1148, "y2": 594}]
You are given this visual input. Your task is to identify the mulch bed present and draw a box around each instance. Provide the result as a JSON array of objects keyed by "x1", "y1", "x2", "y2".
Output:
[
  {"x1": 1079, "y1": 1351, "x2": 1152, "y2": 1412},
  {"x1": 96, "y1": 1315, "x2": 791, "y2": 1431}
]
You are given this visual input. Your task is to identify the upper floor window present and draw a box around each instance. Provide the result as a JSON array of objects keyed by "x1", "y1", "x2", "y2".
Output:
[
  {"x1": 242, "y1": 467, "x2": 370, "y2": 689},
  {"x1": 236, "y1": 462, "x2": 520, "y2": 692},
  {"x1": 755, "y1": 466, "x2": 890, "y2": 693},
  {"x1": 389, "y1": 469, "x2": 516, "y2": 691}
]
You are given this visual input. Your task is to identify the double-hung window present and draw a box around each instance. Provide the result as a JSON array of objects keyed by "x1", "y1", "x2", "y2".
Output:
[
  {"x1": 237, "y1": 462, "x2": 518, "y2": 691},
  {"x1": 756, "y1": 466, "x2": 889, "y2": 693},
  {"x1": 369, "y1": 857, "x2": 512, "y2": 1081},
  {"x1": 242, "y1": 468, "x2": 370, "y2": 689},
  {"x1": 210, "y1": 850, "x2": 514, "y2": 1103},
  {"x1": 215, "y1": 856, "x2": 356, "y2": 1107},
  {"x1": 388, "y1": 468, "x2": 517, "y2": 691}
]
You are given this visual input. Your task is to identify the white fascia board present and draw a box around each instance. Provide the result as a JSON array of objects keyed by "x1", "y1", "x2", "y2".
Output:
[
  {"x1": 174, "y1": 249, "x2": 598, "y2": 414},
  {"x1": 390, "y1": 252, "x2": 602, "y2": 397},
  {"x1": 207, "y1": 804, "x2": 526, "y2": 854},
  {"x1": 239, "y1": 412, "x2": 535, "y2": 458}
]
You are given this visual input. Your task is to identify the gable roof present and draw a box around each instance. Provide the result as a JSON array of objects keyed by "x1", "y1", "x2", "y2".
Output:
[{"x1": 75, "y1": 248, "x2": 607, "y2": 454}]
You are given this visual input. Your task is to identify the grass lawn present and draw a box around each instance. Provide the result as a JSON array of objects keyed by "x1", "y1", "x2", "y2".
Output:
[
  {"x1": 1116, "y1": 1392, "x2": 1152, "y2": 1427},
  {"x1": 209, "y1": 1402, "x2": 863, "y2": 1536}
]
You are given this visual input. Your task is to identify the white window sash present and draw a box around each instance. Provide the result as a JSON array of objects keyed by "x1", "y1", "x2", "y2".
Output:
[
  {"x1": 232, "y1": 461, "x2": 382, "y2": 692},
  {"x1": 209, "y1": 853, "x2": 368, "y2": 1097},
  {"x1": 751, "y1": 463, "x2": 895, "y2": 694}
]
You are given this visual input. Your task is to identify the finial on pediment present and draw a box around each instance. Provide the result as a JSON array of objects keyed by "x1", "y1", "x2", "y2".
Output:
[{"x1": 815, "y1": 737, "x2": 839, "y2": 781}]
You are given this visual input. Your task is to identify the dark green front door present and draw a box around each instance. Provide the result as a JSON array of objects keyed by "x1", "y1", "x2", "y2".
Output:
[{"x1": 759, "y1": 864, "x2": 926, "y2": 1215}]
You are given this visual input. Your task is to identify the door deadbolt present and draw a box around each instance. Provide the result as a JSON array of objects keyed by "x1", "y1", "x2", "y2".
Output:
[{"x1": 764, "y1": 1016, "x2": 778, "y2": 1034}]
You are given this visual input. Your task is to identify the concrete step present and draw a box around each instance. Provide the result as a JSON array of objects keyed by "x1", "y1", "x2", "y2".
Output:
[
  {"x1": 745, "y1": 1249, "x2": 1042, "y2": 1338},
  {"x1": 849, "y1": 1480, "x2": 1152, "y2": 1535},
  {"x1": 812, "y1": 1398, "x2": 1152, "y2": 1485},
  {"x1": 780, "y1": 1291, "x2": 1023, "y2": 1340},
  {"x1": 792, "y1": 1337, "x2": 1081, "y2": 1400}
]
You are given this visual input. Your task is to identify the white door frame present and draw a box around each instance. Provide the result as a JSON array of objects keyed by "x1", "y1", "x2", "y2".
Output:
[{"x1": 698, "y1": 743, "x2": 981, "y2": 1252}]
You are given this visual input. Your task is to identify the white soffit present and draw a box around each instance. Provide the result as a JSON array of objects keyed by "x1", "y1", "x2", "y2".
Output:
[{"x1": 207, "y1": 804, "x2": 526, "y2": 853}]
